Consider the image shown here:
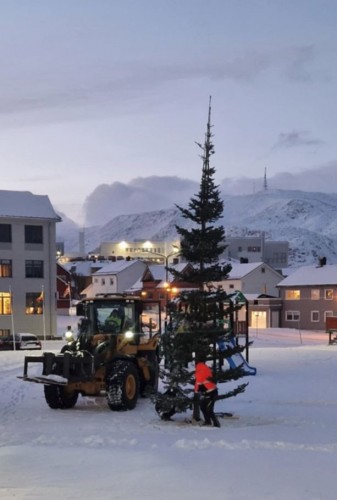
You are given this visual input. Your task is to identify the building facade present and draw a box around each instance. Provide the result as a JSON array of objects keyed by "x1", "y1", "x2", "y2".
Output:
[
  {"x1": 223, "y1": 233, "x2": 289, "y2": 269},
  {"x1": 277, "y1": 264, "x2": 337, "y2": 331},
  {"x1": 0, "y1": 190, "x2": 61, "y2": 338},
  {"x1": 99, "y1": 239, "x2": 181, "y2": 264}
]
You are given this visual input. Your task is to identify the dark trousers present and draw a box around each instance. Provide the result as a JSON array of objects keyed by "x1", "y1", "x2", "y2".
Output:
[{"x1": 200, "y1": 389, "x2": 220, "y2": 426}]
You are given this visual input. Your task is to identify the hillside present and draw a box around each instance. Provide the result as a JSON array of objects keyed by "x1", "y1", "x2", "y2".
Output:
[{"x1": 56, "y1": 189, "x2": 337, "y2": 267}]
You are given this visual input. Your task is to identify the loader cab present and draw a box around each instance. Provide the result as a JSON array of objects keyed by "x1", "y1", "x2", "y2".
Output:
[{"x1": 76, "y1": 295, "x2": 161, "y2": 341}]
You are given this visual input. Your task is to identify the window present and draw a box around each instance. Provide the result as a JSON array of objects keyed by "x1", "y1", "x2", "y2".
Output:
[
  {"x1": 0, "y1": 292, "x2": 12, "y2": 315},
  {"x1": 0, "y1": 329, "x2": 10, "y2": 337},
  {"x1": 110, "y1": 278, "x2": 114, "y2": 285},
  {"x1": 311, "y1": 311, "x2": 319, "y2": 322},
  {"x1": 25, "y1": 260, "x2": 44, "y2": 278},
  {"x1": 0, "y1": 259, "x2": 12, "y2": 277},
  {"x1": 286, "y1": 311, "x2": 300, "y2": 321},
  {"x1": 25, "y1": 225, "x2": 43, "y2": 244},
  {"x1": 311, "y1": 289, "x2": 320, "y2": 300},
  {"x1": 261, "y1": 267, "x2": 265, "y2": 273},
  {"x1": 102, "y1": 278, "x2": 105, "y2": 285},
  {"x1": 324, "y1": 311, "x2": 333, "y2": 322},
  {"x1": 26, "y1": 292, "x2": 43, "y2": 315},
  {"x1": 325, "y1": 289, "x2": 333, "y2": 300},
  {"x1": 247, "y1": 246, "x2": 261, "y2": 252},
  {"x1": 0, "y1": 224, "x2": 11, "y2": 242},
  {"x1": 229, "y1": 284, "x2": 234, "y2": 289},
  {"x1": 285, "y1": 290, "x2": 301, "y2": 300}
]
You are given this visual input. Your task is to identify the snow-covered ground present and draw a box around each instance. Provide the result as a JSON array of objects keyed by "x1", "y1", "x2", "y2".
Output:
[{"x1": 1, "y1": 321, "x2": 336, "y2": 500}]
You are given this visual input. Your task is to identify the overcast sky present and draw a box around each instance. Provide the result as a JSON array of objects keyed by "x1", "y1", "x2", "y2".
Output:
[{"x1": 1, "y1": 0, "x2": 337, "y2": 224}]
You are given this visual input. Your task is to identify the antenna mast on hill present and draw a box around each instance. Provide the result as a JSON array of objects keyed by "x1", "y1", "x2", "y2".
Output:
[{"x1": 263, "y1": 167, "x2": 268, "y2": 190}]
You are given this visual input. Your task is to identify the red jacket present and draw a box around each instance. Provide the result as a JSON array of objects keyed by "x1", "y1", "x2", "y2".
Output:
[{"x1": 194, "y1": 362, "x2": 217, "y2": 393}]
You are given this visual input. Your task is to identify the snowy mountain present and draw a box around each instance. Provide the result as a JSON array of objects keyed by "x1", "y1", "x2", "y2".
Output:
[{"x1": 56, "y1": 189, "x2": 337, "y2": 267}]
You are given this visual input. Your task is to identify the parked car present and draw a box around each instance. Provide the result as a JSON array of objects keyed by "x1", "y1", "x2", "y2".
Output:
[{"x1": 0, "y1": 333, "x2": 42, "y2": 351}]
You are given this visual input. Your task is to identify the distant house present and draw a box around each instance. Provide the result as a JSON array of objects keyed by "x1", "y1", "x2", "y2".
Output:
[
  {"x1": 0, "y1": 190, "x2": 61, "y2": 338},
  {"x1": 90, "y1": 260, "x2": 148, "y2": 296},
  {"x1": 138, "y1": 263, "x2": 196, "y2": 311},
  {"x1": 277, "y1": 263, "x2": 337, "y2": 330},
  {"x1": 214, "y1": 262, "x2": 284, "y2": 328},
  {"x1": 56, "y1": 263, "x2": 73, "y2": 314},
  {"x1": 216, "y1": 262, "x2": 283, "y2": 296},
  {"x1": 62, "y1": 259, "x2": 107, "y2": 298}
]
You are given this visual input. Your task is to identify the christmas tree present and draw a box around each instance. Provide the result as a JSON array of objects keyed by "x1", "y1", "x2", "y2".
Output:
[{"x1": 154, "y1": 97, "x2": 249, "y2": 422}]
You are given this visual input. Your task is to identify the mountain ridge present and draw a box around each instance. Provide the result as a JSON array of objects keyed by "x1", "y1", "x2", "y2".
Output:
[{"x1": 56, "y1": 189, "x2": 337, "y2": 267}]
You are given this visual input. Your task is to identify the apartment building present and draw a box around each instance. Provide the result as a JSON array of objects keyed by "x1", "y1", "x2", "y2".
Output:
[{"x1": 0, "y1": 190, "x2": 61, "y2": 338}]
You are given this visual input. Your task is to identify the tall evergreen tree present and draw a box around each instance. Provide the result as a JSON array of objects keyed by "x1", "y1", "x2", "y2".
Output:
[
  {"x1": 154, "y1": 98, "x2": 250, "y2": 423},
  {"x1": 169, "y1": 96, "x2": 231, "y2": 287}
]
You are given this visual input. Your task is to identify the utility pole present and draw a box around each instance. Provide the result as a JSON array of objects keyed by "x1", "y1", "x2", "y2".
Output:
[{"x1": 263, "y1": 167, "x2": 268, "y2": 190}]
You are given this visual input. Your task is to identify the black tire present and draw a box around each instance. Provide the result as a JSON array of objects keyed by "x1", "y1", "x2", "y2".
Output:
[
  {"x1": 44, "y1": 384, "x2": 79, "y2": 409},
  {"x1": 140, "y1": 358, "x2": 159, "y2": 396},
  {"x1": 60, "y1": 344, "x2": 75, "y2": 353},
  {"x1": 106, "y1": 360, "x2": 139, "y2": 411}
]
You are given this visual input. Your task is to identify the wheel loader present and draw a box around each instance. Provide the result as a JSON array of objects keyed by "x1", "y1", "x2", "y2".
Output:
[{"x1": 18, "y1": 295, "x2": 161, "y2": 411}]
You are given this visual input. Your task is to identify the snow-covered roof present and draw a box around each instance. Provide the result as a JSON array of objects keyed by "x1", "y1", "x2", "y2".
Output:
[
  {"x1": 226, "y1": 262, "x2": 266, "y2": 279},
  {"x1": 277, "y1": 264, "x2": 337, "y2": 287},
  {"x1": 93, "y1": 260, "x2": 145, "y2": 275},
  {"x1": 0, "y1": 190, "x2": 61, "y2": 221},
  {"x1": 148, "y1": 263, "x2": 191, "y2": 282},
  {"x1": 62, "y1": 261, "x2": 106, "y2": 276}
]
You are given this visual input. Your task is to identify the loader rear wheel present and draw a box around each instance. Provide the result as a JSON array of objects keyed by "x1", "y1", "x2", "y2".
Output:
[
  {"x1": 44, "y1": 384, "x2": 79, "y2": 409},
  {"x1": 106, "y1": 360, "x2": 139, "y2": 411}
]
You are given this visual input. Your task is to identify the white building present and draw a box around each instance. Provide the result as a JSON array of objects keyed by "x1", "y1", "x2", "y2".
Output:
[
  {"x1": 99, "y1": 239, "x2": 180, "y2": 264},
  {"x1": 0, "y1": 190, "x2": 61, "y2": 338},
  {"x1": 90, "y1": 260, "x2": 148, "y2": 296},
  {"x1": 217, "y1": 262, "x2": 283, "y2": 297}
]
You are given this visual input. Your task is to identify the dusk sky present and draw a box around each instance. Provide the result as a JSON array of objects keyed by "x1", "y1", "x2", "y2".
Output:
[{"x1": 1, "y1": 1, "x2": 337, "y2": 223}]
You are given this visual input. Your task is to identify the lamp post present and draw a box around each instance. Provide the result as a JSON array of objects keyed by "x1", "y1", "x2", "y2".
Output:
[{"x1": 144, "y1": 247, "x2": 180, "y2": 313}]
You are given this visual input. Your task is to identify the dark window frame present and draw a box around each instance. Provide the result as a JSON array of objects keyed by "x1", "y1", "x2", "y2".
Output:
[
  {"x1": 0, "y1": 224, "x2": 12, "y2": 243},
  {"x1": 25, "y1": 225, "x2": 43, "y2": 244},
  {"x1": 25, "y1": 260, "x2": 44, "y2": 278}
]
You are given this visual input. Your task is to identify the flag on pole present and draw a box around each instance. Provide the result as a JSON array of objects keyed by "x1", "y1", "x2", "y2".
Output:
[
  {"x1": 36, "y1": 290, "x2": 44, "y2": 304},
  {"x1": 63, "y1": 282, "x2": 71, "y2": 298}
]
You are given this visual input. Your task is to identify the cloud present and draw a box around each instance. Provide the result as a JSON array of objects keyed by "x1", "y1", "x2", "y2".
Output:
[
  {"x1": 272, "y1": 130, "x2": 324, "y2": 150},
  {"x1": 285, "y1": 45, "x2": 316, "y2": 82},
  {"x1": 82, "y1": 163, "x2": 337, "y2": 226},
  {"x1": 220, "y1": 161, "x2": 337, "y2": 195},
  {"x1": 83, "y1": 176, "x2": 198, "y2": 226}
]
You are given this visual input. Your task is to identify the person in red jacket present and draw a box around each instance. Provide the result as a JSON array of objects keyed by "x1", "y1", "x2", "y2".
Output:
[{"x1": 194, "y1": 356, "x2": 221, "y2": 427}]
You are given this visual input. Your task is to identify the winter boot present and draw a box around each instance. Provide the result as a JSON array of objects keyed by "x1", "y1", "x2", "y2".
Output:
[{"x1": 211, "y1": 415, "x2": 221, "y2": 427}]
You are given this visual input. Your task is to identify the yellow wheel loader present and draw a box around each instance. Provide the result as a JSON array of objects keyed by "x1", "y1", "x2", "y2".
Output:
[{"x1": 19, "y1": 295, "x2": 161, "y2": 411}]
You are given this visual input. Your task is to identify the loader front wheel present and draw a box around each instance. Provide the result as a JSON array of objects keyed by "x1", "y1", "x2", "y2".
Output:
[
  {"x1": 44, "y1": 384, "x2": 79, "y2": 409},
  {"x1": 106, "y1": 360, "x2": 139, "y2": 411}
]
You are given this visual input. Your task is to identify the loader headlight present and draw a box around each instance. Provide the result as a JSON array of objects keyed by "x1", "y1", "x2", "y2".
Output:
[{"x1": 124, "y1": 330, "x2": 134, "y2": 340}]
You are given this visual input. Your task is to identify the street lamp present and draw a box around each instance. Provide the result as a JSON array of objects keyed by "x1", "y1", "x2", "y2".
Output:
[{"x1": 144, "y1": 246, "x2": 181, "y2": 312}]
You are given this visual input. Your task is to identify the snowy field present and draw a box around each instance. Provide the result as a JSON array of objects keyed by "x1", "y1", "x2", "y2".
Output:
[{"x1": 1, "y1": 323, "x2": 336, "y2": 500}]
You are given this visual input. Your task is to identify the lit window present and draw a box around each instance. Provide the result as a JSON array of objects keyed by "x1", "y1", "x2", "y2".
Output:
[
  {"x1": 0, "y1": 292, "x2": 12, "y2": 315},
  {"x1": 0, "y1": 260, "x2": 12, "y2": 277},
  {"x1": 285, "y1": 290, "x2": 301, "y2": 300},
  {"x1": 311, "y1": 289, "x2": 320, "y2": 300},
  {"x1": 325, "y1": 289, "x2": 333, "y2": 300},
  {"x1": 25, "y1": 292, "x2": 43, "y2": 315}
]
